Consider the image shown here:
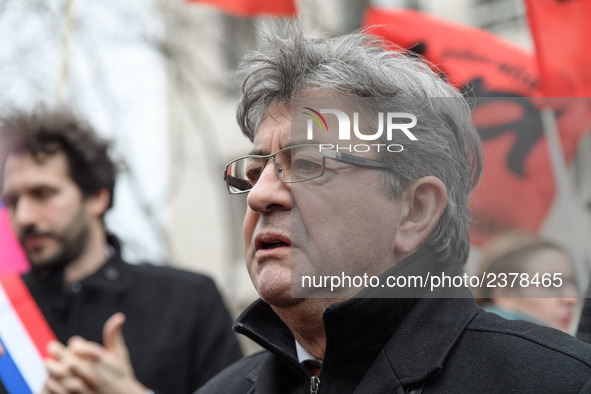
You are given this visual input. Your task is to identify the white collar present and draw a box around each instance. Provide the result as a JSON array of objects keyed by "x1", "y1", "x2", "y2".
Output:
[{"x1": 295, "y1": 340, "x2": 321, "y2": 365}]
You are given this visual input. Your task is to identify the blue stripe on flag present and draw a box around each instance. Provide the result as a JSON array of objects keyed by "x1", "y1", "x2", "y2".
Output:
[{"x1": 0, "y1": 337, "x2": 32, "y2": 394}]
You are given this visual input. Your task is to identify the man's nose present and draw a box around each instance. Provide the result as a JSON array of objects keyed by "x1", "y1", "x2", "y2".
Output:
[
  {"x1": 247, "y1": 160, "x2": 291, "y2": 213},
  {"x1": 13, "y1": 197, "x2": 39, "y2": 229}
]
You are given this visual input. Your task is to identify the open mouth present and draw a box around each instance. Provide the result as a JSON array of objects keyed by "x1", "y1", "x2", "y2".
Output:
[
  {"x1": 262, "y1": 240, "x2": 289, "y2": 249},
  {"x1": 255, "y1": 234, "x2": 291, "y2": 251}
]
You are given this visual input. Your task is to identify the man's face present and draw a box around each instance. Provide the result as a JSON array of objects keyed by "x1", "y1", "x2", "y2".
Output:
[
  {"x1": 2, "y1": 152, "x2": 91, "y2": 268},
  {"x1": 243, "y1": 103, "x2": 405, "y2": 306}
]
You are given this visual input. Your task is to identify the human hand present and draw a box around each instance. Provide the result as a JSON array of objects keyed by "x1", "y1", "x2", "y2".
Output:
[
  {"x1": 41, "y1": 313, "x2": 149, "y2": 394},
  {"x1": 41, "y1": 339, "x2": 101, "y2": 394}
]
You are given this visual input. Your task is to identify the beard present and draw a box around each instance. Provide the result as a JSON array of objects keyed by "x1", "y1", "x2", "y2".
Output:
[{"x1": 20, "y1": 206, "x2": 91, "y2": 270}]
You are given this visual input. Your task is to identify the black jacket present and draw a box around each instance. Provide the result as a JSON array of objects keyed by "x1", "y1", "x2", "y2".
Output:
[
  {"x1": 197, "y1": 249, "x2": 591, "y2": 393},
  {"x1": 577, "y1": 283, "x2": 591, "y2": 343},
  {"x1": 22, "y1": 236, "x2": 243, "y2": 393}
]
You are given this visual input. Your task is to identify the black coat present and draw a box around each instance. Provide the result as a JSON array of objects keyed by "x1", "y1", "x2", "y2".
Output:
[
  {"x1": 197, "y1": 249, "x2": 591, "y2": 394},
  {"x1": 577, "y1": 283, "x2": 591, "y2": 343},
  {"x1": 21, "y1": 236, "x2": 242, "y2": 394}
]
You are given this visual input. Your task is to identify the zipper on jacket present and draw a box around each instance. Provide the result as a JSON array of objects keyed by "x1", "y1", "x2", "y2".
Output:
[
  {"x1": 310, "y1": 375, "x2": 320, "y2": 394},
  {"x1": 235, "y1": 322, "x2": 322, "y2": 392}
]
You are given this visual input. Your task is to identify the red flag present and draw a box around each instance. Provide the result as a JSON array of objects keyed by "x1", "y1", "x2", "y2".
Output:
[
  {"x1": 525, "y1": 0, "x2": 591, "y2": 97},
  {"x1": 364, "y1": 7, "x2": 539, "y2": 95},
  {"x1": 187, "y1": 0, "x2": 296, "y2": 17},
  {"x1": 363, "y1": 7, "x2": 591, "y2": 245}
]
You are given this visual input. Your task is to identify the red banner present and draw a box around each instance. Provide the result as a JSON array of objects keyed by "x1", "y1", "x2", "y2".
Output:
[
  {"x1": 187, "y1": 0, "x2": 296, "y2": 17},
  {"x1": 363, "y1": 7, "x2": 591, "y2": 245},
  {"x1": 525, "y1": 0, "x2": 591, "y2": 97},
  {"x1": 364, "y1": 7, "x2": 539, "y2": 96}
]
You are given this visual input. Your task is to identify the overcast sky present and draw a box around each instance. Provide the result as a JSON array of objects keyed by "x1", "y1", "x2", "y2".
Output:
[{"x1": 0, "y1": 0, "x2": 169, "y2": 262}]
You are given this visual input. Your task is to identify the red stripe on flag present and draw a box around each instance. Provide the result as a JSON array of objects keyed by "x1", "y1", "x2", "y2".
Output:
[
  {"x1": 525, "y1": 0, "x2": 591, "y2": 97},
  {"x1": 0, "y1": 274, "x2": 55, "y2": 359},
  {"x1": 187, "y1": 0, "x2": 296, "y2": 17}
]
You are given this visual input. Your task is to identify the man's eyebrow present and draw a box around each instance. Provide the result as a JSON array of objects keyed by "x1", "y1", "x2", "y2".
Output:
[
  {"x1": 247, "y1": 140, "x2": 323, "y2": 156},
  {"x1": 248, "y1": 148, "x2": 268, "y2": 156}
]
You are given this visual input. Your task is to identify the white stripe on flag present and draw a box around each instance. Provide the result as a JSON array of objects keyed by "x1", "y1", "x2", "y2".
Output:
[{"x1": 0, "y1": 285, "x2": 48, "y2": 392}]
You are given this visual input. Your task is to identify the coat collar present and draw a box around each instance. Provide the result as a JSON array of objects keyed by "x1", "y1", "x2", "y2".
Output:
[
  {"x1": 370, "y1": 296, "x2": 478, "y2": 389},
  {"x1": 235, "y1": 248, "x2": 479, "y2": 391},
  {"x1": 80, "y1": 234, "x2": 134, "y2": 292},
  {"x1": 26, "y1": 234, "x2": 134, "y2": 293}
]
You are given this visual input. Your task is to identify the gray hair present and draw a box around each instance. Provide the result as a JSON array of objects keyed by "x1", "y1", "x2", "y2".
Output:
[{"x1": 236, "y1": 23, "x2": 482, "y2": 265}]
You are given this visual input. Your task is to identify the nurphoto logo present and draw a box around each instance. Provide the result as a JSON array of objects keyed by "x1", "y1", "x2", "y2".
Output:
[{"x1": 303, "y1": 107, "x2": 417, "y2": 153}]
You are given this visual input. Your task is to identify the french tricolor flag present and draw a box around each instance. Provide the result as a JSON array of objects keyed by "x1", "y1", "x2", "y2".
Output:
[{"x1": 0, "y1": 273, "x2": 55, "y2": 393}]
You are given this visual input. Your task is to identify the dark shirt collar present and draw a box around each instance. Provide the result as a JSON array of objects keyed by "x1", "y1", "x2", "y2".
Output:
[
  {"x1": 81, "y1": 234, "x2": 133, "y2": 291},
  {"x1": 28, "y1": 234, "x2": 132, "y2": 293}
]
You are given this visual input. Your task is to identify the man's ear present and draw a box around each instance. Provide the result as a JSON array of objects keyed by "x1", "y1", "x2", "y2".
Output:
[
  {"x1": 86, "y1": 188, "x2": 111, "y2": 218},
  {"x1": 395, "y1": 176, "x2": 447, "y2": 255}
]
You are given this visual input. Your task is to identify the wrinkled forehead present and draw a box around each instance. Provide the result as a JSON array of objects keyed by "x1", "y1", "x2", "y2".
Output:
[
  {"x1": 251, "y1": 102, "x2": 293, "y2": 153},
  {"x1": 291, "y1": 97, "x2": 351, "y2": 145},
  {"x1": 253, "y1": 97, "x2": 385, "y2": 149}
]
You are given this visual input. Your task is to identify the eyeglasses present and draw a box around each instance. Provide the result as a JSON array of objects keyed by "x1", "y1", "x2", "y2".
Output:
[{"x1": 223, "y1": 144, "x2": 390, "y2": 194}]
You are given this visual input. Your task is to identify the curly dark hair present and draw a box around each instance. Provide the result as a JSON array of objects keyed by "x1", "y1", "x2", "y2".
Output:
[{"x1": 0, "y1": 106, "x2": 117, "y2": 211}]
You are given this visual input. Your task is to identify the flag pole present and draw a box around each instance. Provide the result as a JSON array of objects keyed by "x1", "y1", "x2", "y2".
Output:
[
  {"x1": 56, "y1": 0, "x2": 77, "y2": 103},
  {"x1": 541, "y1": 107, "x2": 589, "y2": 290}
]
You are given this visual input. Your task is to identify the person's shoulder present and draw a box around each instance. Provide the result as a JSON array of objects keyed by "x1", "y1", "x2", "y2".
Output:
[
  {"x1": 424, "y1": 310, "x2": 591, "y2": 392},
  {"x1": 123, "y1": 260, "x2": 216, "y2": 287},
  {"x1": 195, "y1": 350, "x2": 267, "y2": 394},
  {"x1": 468, "y1": 309, "x2": 591, "y2": 366},
  {"x1": 121, "y1": 260, "x2": 225, "y2": 302}
]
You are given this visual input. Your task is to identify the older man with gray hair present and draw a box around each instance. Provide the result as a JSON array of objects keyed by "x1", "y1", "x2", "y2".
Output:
[{"x1": 197, "y1": 23, "x2": 591, "y2": 393}]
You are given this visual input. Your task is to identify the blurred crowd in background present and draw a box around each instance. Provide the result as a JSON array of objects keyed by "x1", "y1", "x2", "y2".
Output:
[{"x1": 1, "y1": 0, "x2": 590, "y2": 351}]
